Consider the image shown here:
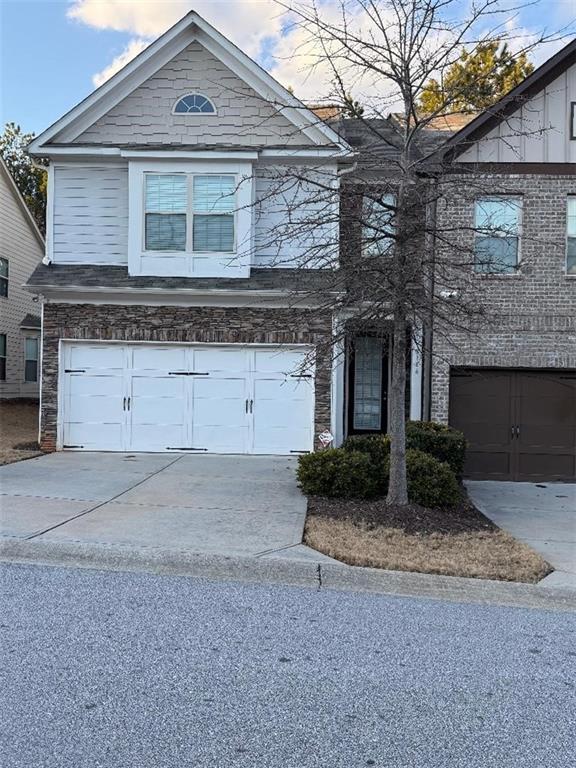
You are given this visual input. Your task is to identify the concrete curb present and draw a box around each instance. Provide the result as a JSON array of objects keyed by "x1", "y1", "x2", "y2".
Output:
[{"x1": 1, "y1": 537, "x2": 575, "y2": 612}]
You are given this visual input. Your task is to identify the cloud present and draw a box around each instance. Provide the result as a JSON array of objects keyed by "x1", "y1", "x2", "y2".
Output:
[{"x1": 92, "y1": 38, "x2": 150, "y2": 87}]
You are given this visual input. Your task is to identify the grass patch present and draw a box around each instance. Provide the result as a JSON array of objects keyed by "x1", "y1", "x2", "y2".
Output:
[
  {"x1": 304, "y1": 496, "x2": 552, "y2": 583},
  {"x1": 0, "y1": 400, "x2": 42, "y2": 465}
]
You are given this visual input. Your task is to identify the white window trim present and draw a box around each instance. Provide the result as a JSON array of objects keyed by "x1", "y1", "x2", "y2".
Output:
[
  {"x1": 172, "y1": 93, "x2": 217, "y2": 116},
  {"x1": 566, "y1": 195, "x2": 576, "y2": 276},
  {"x1": 128, "y1": 159, "x2": 254, "y2": 278},
  {"x1": 0, "y1": 257, "x2": 8, "y2": 298},
  {"x1": 473, "y1": 196, "x2": 523, "y2": 275},
  {"x1": 24, "y1": 336, "x2": 39, "y2": 383}
]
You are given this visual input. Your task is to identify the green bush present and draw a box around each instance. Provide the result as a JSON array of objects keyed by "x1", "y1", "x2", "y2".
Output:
[
  {"x1": 342, "y1": 433, "x2": 391, "y2": 466},
  {"x1": 297, "y1": 448, "x2": 381, "y2": 499},
  {"x1": 398, "y1": 449, "x2": 461, "y2": 508},
  {"x1": 405, "y1": 421, "x2": 466, "y2": 477}
]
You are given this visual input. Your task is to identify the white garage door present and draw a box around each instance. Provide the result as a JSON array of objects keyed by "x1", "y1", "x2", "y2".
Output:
[{"x1": 60, "y1": 342, "x2": 315, "y2": 455}]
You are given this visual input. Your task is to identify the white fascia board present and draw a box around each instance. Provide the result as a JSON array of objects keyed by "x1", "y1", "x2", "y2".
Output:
[
  {"x1": 120, "y1": 150, "x2": 259, "y2": 160},
  {"x1": 40, "y1": 147, "x2": 122, "y2": 157},
  {"x1": 260, "y1": 148, "x2": 355, "y2": 160}
]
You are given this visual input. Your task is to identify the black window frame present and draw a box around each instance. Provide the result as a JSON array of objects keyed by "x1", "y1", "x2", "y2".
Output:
[{"x1": 570, "y1": 102, "x2": 576, "y2": 141}]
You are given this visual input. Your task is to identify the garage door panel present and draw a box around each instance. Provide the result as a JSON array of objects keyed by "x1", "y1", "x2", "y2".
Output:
[
  {"x1": 254, "y1": 348, "x2": 311, "y2": 375},
  {"x1": 68, "y1": 344, "x2": 125, "y2": 370},
  {"x1": 253, "y1": 378, "x2": 314, "y2": 453},
  {"x1": 194, "y1": 348, "x2": 248, "y2": 373},
  {"x1": 66, "y1": 375, "x2": 124, "y2": 423},
  {"x1": 464, "y1": 450, "x2": 513, "y2": 480},
  {"x1": 63, "y1": 422, "x2": 124, "y2": 450},
  {"x1": 517, "y1": 453, "x2": 575, "y2": 482},
  {"x1": 130, "y1": 424, "x2": 187, "y2": 452},
  {"x1": 131, "y1": 346, "x2": 187, "y2": 372}
]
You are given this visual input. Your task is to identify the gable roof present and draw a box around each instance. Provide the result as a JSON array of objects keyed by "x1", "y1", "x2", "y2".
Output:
[
  {"x1": 442, "y1": 37, "x2": 576, "y2": 159},
  {"x1": 28, "y1": 11, "x2": 348, "y2": 154},
  {"x1": 0, "y1": 156, "x2": 45, "y2": 248}
]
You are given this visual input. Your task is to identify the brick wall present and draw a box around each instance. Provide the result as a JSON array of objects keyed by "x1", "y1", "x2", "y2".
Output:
[
  {"x1": 40, "y1": 303, "x2": 333, "y2": 452},
  {"x1": 432, "y1": 173, "x2": 576, "y2": 421}
]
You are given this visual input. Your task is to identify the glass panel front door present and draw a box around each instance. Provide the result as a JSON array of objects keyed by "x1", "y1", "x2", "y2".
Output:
[{"x1": 352, "y1": 337, "x2": 384, "y2": 431}]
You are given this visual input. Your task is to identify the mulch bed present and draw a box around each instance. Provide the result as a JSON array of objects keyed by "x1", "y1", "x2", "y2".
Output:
[{"x1": 307, "y1": 494, "x2": 499, "y2": 536}]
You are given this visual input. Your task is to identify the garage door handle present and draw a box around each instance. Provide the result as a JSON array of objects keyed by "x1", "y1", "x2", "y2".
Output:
[
  {"x1": 123, "y1": 397, "x2": 126, "y2": 411},
  {"x1": 245, "y1": 399, "x2": 249, "y2": 413},
  {"x1": 127, "y1": 397, "x2": 131, "y2": 411},
  {"x1": 250, "y1": 399, "x2": 253, "y2": 413}
]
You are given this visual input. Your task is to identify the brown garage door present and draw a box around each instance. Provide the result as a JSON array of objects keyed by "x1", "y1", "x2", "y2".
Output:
[{"x1": 449, "y1": 369, "x2": 576, "y2": 481}]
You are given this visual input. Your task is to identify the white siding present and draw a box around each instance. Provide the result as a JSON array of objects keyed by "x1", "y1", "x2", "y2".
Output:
[
  {"x1": 0, "y1": 163, "x2": 44, "y2": 398},
  {"x1": 458, "y1": 62, "x2": 576, "y2": 163},
  {"x1": 52, "y1": 165, "x2": 128, "y2": 264},
  {"x1": 253, "y1": 165, "x2": 339, "y2": 268}
]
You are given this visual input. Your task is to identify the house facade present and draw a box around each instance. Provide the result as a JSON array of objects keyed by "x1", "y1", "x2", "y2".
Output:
[
  {"x1": 0, "y1": 157, "x2": 43, "y2": 399},
  {"x1": 430, "y1": 40, "x2": 576, "y2": 481},
  {"x1": 26, "y1": 12, "x2": 575, "y2": 481}
]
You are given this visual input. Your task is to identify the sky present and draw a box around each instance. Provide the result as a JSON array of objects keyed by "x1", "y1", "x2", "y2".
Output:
[{"x1": 1, "y1": 0, "x2": 574, "y2": 137}]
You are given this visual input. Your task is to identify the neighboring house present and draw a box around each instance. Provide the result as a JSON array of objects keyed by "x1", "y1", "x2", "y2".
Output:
[
  {"x1": 0, "y1": 157, "x2": 43, "y2": 399},
  {"x1": 432, "y1": 39, "x2": 576, "y2": 481},
  {"x1": 25, "y1": 11, "x2": 574, "y2": 483}
]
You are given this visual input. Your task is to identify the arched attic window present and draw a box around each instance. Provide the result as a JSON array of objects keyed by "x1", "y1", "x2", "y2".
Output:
[{"x1": 173, "y1": 94, "x2": 216, "y2": 114}]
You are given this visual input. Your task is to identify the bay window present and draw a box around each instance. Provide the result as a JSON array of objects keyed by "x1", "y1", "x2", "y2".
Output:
[
  {"x1": 474, "y1": 197, "x2": 522, "y2": 274},
  {"x1": 144, "y1": 173, "x2": 235, "y2": 253},
  {"x1": 129, "y1": 160, "x2": 252, "y2": 278}
]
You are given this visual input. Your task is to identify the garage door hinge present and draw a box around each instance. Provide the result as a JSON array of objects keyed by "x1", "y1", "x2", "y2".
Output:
[
  {"x1": 64, "y1": 369, "x2": 86, "y2": 373},
  {"x1": 290, "y1": 374, "x2": 313, "y2": 379},
  {"x1": 168, "y1": 371, "x2": 210, "y2": 376},
  {"x1": 166, "y1": 447, "x2": 208, "y2": 451},
  {"x1": 63, "y1": 444, "x2": 84, "y2": 449},
  {"x1": 290, "y1": 450, "x2": 310, "y2": 454}
]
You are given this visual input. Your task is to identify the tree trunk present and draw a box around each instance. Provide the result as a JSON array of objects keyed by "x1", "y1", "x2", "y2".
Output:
[{"x1": 386, "y1": 310, "x2": 409, "y2": 505}]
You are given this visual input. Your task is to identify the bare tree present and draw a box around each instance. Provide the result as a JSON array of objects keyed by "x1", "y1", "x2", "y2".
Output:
[{"x1": 240, "y1": 0, "x2": 571, "y2": 505}]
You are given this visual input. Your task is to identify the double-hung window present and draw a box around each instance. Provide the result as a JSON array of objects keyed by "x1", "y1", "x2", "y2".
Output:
[
  {"x1": 567, "y1": 197, "x2": 576, "y2": 275},
  {"x1": 474, "y1": 197, "x2": 522, "y2": 274},
  {"x1": 0, "y1": 258, "x2": 8, "y2": 297},
  {"x1": 144, "y1": 173, "x2": 235, "y2": 253},
  {"x1": 0, "y1": 334, "x2": 6, "y2": 380},
  {"x1": 24, "y1": 337, "x2": 39, "y2": 382},
  {"x1": 362, "y1": 193, "x2": 395, "y2": 258}
]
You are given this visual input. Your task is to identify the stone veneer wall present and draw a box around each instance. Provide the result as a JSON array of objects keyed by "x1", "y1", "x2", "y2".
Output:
[
  {"x1": 431, "y1": 173, "x2": 576, "y2": 422},
  {"x1": 40, "y1": 303, "x2": 333, "y2": 452}
]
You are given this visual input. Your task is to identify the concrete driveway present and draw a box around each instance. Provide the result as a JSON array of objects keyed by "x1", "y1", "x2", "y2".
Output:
[
  {"x1": 0, "y1": 452, "x2": 320, "y2": 560},
  {"x1": 467, "y1": 481, "x2": 576, "y2": 588}
]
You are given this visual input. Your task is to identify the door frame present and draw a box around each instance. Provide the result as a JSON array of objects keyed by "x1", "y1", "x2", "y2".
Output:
[
  {"x1": 345, "y1": 336, "x2": 390, "y2": 436},
  {"x1": 57, "y1": 339, "x2": 315, "y2": 453}
]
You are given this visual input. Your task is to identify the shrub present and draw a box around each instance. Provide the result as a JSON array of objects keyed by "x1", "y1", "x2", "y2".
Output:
[
  {"x1": 405, "y1": 421, "x2": 466, "y2": 477},
  {"x1": 297, "y1": 448, "x2": 381, "y2": 499},
  {"x1": 399, "y1": 449, "x2": 461, "y2": 508},
  {"x1": 342, "y1": 433, "x2": 391, "y2": 466}
]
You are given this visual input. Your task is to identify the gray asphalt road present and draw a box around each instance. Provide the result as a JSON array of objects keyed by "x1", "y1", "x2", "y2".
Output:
[{"x1": 1, "y1": 563, "x2": 574, "y2": 768}]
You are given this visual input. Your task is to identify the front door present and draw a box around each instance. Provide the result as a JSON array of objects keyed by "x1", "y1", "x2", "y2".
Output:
[{"x1": 347, "y1": 337, "x2": 389, "y2": 434}]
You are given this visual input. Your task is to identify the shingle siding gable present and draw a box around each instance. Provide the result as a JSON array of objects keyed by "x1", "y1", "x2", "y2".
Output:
[{"x1": 75, "y1": 41, "x2": 318, "y2": 148}]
